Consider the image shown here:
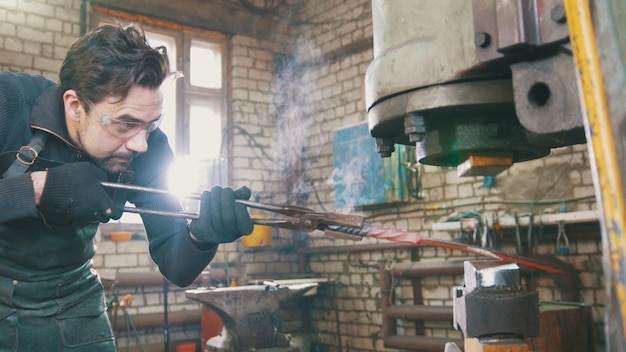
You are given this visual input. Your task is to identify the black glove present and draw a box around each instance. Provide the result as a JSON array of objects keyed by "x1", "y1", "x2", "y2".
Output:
[
  {"x1": 188, "y1": 186, "x2": 254, "y2": 245},
  {"x1": 39, "y1": 162, "x2": 122, "y2": 224}
]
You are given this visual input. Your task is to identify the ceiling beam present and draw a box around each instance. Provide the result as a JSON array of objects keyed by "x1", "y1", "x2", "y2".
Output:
[{"x1": 90, "y1": 0, "x2": 282, "y2": 39}]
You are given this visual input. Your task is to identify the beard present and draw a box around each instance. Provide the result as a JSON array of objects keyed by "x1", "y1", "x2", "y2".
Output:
[
  {"x1": 92, "y1": 152, "x2": 139, "y2": 174},
  {"x1": 76, "y1": 123, "x2": 140, "y2": 174}
]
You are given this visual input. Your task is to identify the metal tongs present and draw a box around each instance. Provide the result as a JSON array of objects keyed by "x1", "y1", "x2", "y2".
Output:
[{"x1": 101, "y1": 182, "x2": 364, "y2": 238}]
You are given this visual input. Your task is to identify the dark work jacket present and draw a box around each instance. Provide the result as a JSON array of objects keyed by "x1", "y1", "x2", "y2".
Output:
[{"x1": 0, "y1": 72, "x2": 216, "y2": 287}]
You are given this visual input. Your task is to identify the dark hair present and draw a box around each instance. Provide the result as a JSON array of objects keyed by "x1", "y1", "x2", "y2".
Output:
[{"x1": 59, "y1": 23, "x2": 170, "y2": 108}]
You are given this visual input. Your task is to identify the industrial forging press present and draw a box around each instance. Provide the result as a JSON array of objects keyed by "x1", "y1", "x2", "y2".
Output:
[{"x1": 365, "y1": 0, "x2": 584, "y2": 177}]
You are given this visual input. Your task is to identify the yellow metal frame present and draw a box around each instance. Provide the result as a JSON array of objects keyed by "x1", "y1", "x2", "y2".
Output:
[{"x1": 564, "y1": 0, "x2": 626, "y2": 341}]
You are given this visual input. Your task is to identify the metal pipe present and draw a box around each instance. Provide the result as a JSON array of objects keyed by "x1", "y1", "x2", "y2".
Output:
[
  {"x1": 99, "y1": 269, "x2": 230, "y2": 289},
  {"x1": 379, "y1": 260, "x2": 466, "y2": 351},
  {"x1": 378, "y1": 260, "x2": 397, "y2": 344},
  {"x1": 391, "y1": 261, "x2": 464, "y2": 278},
  {"x1": 298, "y1": 242, "x2": 414, "y2": 255},
  {"x1": 386, "y1": 305, "x2": 453, "y2": 321},
  {"x1": 112, "y1": 310, "x2": 200, "y2": 332}
]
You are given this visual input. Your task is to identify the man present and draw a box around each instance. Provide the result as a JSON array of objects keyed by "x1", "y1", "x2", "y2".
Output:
[{"x1": 0, "y1": 23, "x2": 253, "y2": 351}]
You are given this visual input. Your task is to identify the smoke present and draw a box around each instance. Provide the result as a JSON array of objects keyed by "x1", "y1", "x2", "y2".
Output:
[
  {"x1": 327, "y1": 158, "x2": 371, "y2": 209},
  {"x1": 270, "y1": 39, "x2": 325, "y2": 204}
]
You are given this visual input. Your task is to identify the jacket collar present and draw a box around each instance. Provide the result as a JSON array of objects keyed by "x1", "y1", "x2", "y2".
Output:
[{"x1": 29, "y1": 86, "x2": 77, "y2": 148}]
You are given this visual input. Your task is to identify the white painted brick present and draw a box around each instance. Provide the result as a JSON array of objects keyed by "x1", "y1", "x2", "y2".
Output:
[
  {"x1": 25, "y1": 13, "x2": 45, "y2": 28},
  {"x1": 52, "y1": 6, "x2": 79, "y2": 21},
  {"x1": 232, "y1": 55, "x2": 253, "y2": 68},
  {"x1": 257, "y1": 80, "x2": 269, "y2": 91},
  {"x1": 138, "y1": 253, "x2": 155, "y2": 267},
  {"x1": 233, "y1": 77, "x2": 257, "y2": 90},
  {"x1": 61, "y1": 21, "x2": 75, "y2": 34},
  {"x1": 17, "y1": 26, "x2": 52, "y2": 43},
  {"x1": 23, "y1": 42, "x2": 40, "y2": 55},
  {"x1": 248, "y1": 68, "x2": 271, "y2": 82},
  {"x1": 96, "y1": 240, "x2": 117, "y2": 254},
  {"x1": 0, "y1": 1, "x2": 17, "y2": 10},
  {"x1": 92, "y1": 255, "x2": 103, "y2": 268},
  {"x1": 139, "y1": 294, "x2": 163, "y2": 309},
  {"x1": 231, "y1": 65, "x2": 248, "y2": 78},
  {"x1": 104, "y1": 254, "x2": 138, "y2": 268},
  {"x1": 45, "y1": 17, "x2": 63, "y2": 32},
  {"x1": 17, "y1": 1, "x2": 54, "y2": 16},
  {"x1": 457, "y1": 183, "x2": 474, "y2": 198},
  {"x1": 249, "y1": 90, "x2": 269, "y2": 103},
  {"x1": 116, "y1": 240, "x2": 148, "y2": 254},
  {"x1": 33, "y1": 56, "x2": 63, "y2": 72},
  {"x1": 4, "y1": 37, "x2": 22, "y2": 52},
  {"x1": 0, "y1": 21, "x2": 17, "y2": 38},
  {"x1": 53, "y1": 31, "x2": 79, "y2": 47},
  {"x1": 582, "y1": 168, "x2": 594, "y2": 185},
  {"x1": 0, "y1": 50, "x2": 33, "y2": 67},
  {"x1": 6, "y1": 10, "x2": 25, "y2": 25}
]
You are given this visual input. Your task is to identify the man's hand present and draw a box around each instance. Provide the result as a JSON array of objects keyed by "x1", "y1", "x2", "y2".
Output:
[
  {"x1": 38, "y1": 162, "x2": 122, "y2": 224},
  {"x1": 188, "y1": 186, "x2": 254, "y2": 246}
]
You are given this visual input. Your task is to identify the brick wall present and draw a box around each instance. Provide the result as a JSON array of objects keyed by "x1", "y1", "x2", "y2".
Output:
[
  {"x1": 0, "y1": 0, "x2": 79, "y2": 78},
  {"x1": 1, "y1": 1, "x2": 606, "y2": 351}
]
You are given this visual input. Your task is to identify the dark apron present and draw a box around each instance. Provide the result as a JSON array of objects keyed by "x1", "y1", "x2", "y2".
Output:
[
  {"x1": 0, "y1": 261, "x2": 115, "y2": 351},
  {"x1": 0, "y1": 219, "x2": 115, "y2": 352}
]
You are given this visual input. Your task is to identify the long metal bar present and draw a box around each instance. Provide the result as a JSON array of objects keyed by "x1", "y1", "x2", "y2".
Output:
[
  {"x1": 101, "y1": 182, "x2": 201, "y2": 200},
  {"x1": 564, "y1": 0, "x2": 626, "y2": 346},
  {"x1": 101, "y1": 182, "x2": 293, "y2": 226}
]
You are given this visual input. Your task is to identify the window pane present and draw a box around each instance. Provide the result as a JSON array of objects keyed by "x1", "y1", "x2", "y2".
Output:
[
  {"x1": 190, "y1": 40, "x2": 222, "y2": 89},
  {"x1": 189, "y1": 102, "x2": 222, "y2": 160},
  {"x1": 145, "y1": 31, "x2": 178, "y2": 153}
]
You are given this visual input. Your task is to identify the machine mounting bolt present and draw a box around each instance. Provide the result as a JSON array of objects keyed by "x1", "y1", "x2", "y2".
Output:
[
  {"x1": 486, "y1": 123, "x2": 502, "y2": 138},
  {"x1": 404, "y1": 113, "x2": 426, "y2": 143},
  {"x1": 375, "y1": 137, "x2": 395, "y2": 158},
  {"x1": 551, "y1": 5, "x2": 566, "y2": 23},
  {"x1": 474, "y1": 32, "x2": 491, "y2": 48}
]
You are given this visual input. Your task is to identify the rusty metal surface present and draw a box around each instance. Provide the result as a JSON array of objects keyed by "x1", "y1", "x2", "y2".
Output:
[
  {"x1": 496, "y1": 0, "x2": 540, "y2": 51},
  {"x1": 366, "y1": 0, "x2": 583, "y2": 174},
  {"x1": 366, "y1": 79, "x2": 552, "y2": 169},
  {"x1": 528, "y1": 304, "x2": 595, "y2": 351},
  {"x1": 472, "y1": 0, "x2": 569, "y2": 60},
  {"x1": 457, "y1": 288, "x2": 540, "y2": 338},
  {"x1": 511, "y1": 51, "x2": 586, "y2": 147},
  {"x1": 453, "y1": 261, "x2": 539, "y2": 338},
  {"x1": 368, "y1": 80, "x2": 514, "y2": 145},
  {"x1": 366, "y1": 0, "x2": 483, "y2": 110}
]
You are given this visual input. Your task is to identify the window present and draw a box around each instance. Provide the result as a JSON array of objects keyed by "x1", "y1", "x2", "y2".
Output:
[
  {"x1": 143, "y1": 31, "x2": 178, "y2": 151},
  {"x1": 190, "y1": 40, "x2": 222, "y2": 89},
  {"x1": 180, "y1": 34, "x2": 229, "y2": 191},
  {"x1": 93, "y1": 14, "x2": 229, "y2": 193}
]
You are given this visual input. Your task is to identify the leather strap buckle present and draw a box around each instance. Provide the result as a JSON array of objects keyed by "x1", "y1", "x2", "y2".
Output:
[{"x1": 15, "y1": 145, "x2": 39, "y2": 166}]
